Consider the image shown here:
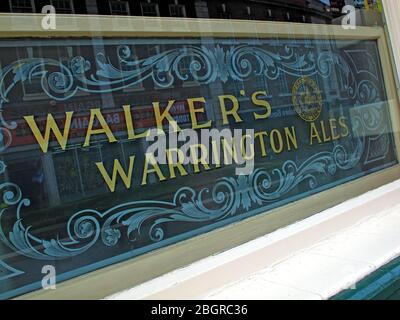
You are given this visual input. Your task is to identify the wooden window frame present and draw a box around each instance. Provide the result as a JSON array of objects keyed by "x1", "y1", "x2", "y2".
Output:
[{"x1": 0, "y1": 14, "x2": 398, "y2": 300}]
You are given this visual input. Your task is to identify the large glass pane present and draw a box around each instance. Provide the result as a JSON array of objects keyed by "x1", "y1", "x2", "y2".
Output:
[{"x1": 0, "y1": 0, "x2": 398, "y2": 299}]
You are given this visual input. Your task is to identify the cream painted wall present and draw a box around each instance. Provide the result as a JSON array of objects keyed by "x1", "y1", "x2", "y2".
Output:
[{"x1": 383, "y1": 0, "x2": 400, "y2": 89}]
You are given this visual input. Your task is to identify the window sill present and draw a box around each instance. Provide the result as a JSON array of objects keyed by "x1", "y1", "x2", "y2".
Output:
[{"x1": 106, "y1": 179, "x2": 400, "y2": 300}]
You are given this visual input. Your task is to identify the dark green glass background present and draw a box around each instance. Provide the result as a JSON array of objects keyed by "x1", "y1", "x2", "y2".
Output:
[{"x1": 0, "y1": 37, "x2": 397, "y2": 299}]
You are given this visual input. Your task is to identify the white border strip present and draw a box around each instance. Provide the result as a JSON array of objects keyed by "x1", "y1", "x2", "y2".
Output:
[{"x1": 107, "y1": 179, "x2": 400, "y2": 300}]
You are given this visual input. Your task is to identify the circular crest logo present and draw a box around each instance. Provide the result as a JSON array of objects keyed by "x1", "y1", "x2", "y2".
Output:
[{"x1": 291, "y1": 77, "x2": 323, "y2": 122}]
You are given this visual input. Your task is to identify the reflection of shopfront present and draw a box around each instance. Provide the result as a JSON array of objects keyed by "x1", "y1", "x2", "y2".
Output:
[
  {"x1": 3, "y1": 137, "x2": 146, "y2": 209},
  {"x1": 8, "y1": 98, "x2": 207, "y2": 208},
  {"x1": 0, "y1": 5, "x2": 398, "y2": 299},
  {"x1": 5, "y1": 151, "x2": 48, "y2": 209},
  {"x1": 52, "y1": 140, "x2": 144, "y2": 205}
]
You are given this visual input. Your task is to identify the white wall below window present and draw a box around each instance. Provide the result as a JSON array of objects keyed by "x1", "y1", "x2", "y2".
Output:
[
  {"x1": 383, "y1": 0, "x2": 400, "y2": 90},
  {"x1": 106, "y1": 178, "x2": 400, "y2": 300}
]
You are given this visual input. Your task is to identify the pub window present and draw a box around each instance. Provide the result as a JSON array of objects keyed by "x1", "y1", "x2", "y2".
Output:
[
  {"x1": 9, "y1": 0, "x2": 35, "y2": 13},
  {"x1": 141, "y1": 1, "x2": 159, "y2": 17},
  {"x1": 109, "y1": 0, "x2": 130, "y2": 16},
  {"x1": 169, "y1": 1, "x2": 186, "y2": 18},
  {"x1": 50, "y1": 0, "x2": 74, "y2": 14},
  {"x1": 1, "y1": 0, "x2": 400, "y2": 302}
]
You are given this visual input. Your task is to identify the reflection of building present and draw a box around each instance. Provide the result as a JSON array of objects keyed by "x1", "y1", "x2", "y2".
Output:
[
  {"x1": 0, "y1": 0, "x2": 348, "y2": 24},
  {"x1": 329, "y1": 0, "x2": 346, "y2": 15},
  {"x1": 2, "y1": 38, "x2": 354, "y2": 210},
  {"x1": 350, "y1": 0, "x2": 372, "y2": 9},
  {"x1": 0, "y1": 0, "x2": 372, "y2": 210},
  {"x1": 344, "y1": 0, "x2": 381, "y2": 10},
  {"x1": 203, "y1": 0, "x2": 332, "y2": 23},
  {"x1": 2, "y1": 0, "x2": 86, "y2": 13}
]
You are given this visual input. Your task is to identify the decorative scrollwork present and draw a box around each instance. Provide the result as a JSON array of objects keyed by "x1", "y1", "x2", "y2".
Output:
[
  {"x1": 0, "y1": 43, "x2": 376, "y2": 152},
  {"x1": 0, "y1": 128, "x2": 366, "y2": 259},
  {"x1": 0, "y1": 45, "x2": 345, "y2": 102},
  {"x1": 0, "y1": 42, "x2": 392, "y2": 268}
]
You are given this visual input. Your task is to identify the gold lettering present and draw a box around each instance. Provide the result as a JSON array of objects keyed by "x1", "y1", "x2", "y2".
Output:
[
  {"x1": 190, "y1": 144, "x2": 211, "y2": 173},
  {"x1": 218, "y1": 95, "x2": 243, "y2": 125},
  {"x1": 166, "y1": 148, "x2": 188, "y2": 179},
  {"x1": 310, "y1": 122, "x2": 322, "y2": 145},
  {"x1": 320, "y1": 120, "x2": 331, "y2": 143},
  {"x1": 123, "y1": 105, "x2": 150, "y2": 140},
  {"x1": 141, "y1": 153, "x2": 166, "y2": 186},
  {"x1": 255, "y1": 131, "x2": 269, "y2": 157},
  {"x1": 24, "y1": 112, "x2": 73, "y2": 153},
  {"x1": 284, "y1": 126, "x2": 298, "y2": 151},
  {"x1": 252, "y1": 91, "x2": 272, "y2": 120},
  {"x1": 339, "y1": 116, "x2": 349, "y2": 137},
  {"x1": 329, "y1": 118, "x2": 341, "y2": 141},
  {"x1": 187, "y1": 97, "x2": 212, "y2": 130},
  {"x1": 153, "y1": 100, "x2": 180, "y2": 132},
  {"x1": 270, "y1": 129, "x2": 284, "y2": 154},
  {"x1": 95, "y1": 156, "x2": 135, "y2": 192},
  {"x1": 84, "y1": 108, "x2": 117, "y2": 147}
]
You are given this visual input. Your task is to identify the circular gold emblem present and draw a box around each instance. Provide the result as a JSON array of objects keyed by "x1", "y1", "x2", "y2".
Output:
[{"x1": 291, "y1": 77, "x2": 323, "y2": 122}]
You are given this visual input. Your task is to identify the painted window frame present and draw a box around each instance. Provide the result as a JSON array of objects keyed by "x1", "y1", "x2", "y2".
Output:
[
  {"x1": 8, "y1": 0, "x2": 35, "y2": 13},
  {"x1": 0, "y1": 14, "x2": 398, "y2": 299},
  {"x1": 50, "y1": 0, "x2": 75, "y2": 14},
  {"x1": 169, "y1": 3, "x2": 187, "y2": 18},
  {"x1": 140, "y1": 1, "x2": 160, "y2": 17},
  {"x1": 109, "y1": 0, "x2": 131, "y2": 16}
]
